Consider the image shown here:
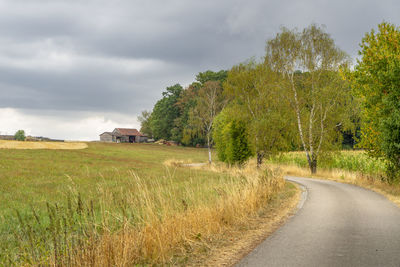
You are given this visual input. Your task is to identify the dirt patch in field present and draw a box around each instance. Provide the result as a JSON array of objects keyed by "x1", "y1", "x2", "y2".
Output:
[{"x1": 0, "y1": 140, "x2": 88, "y2": 150}]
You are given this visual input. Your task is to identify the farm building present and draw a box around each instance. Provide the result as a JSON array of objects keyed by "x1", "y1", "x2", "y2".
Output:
[
  {"x1": 99, "y1": 132, "x2": 113, "y2": 142},
  {"x1": 99, "y1": 128, "x2": 148, "y2": 143}
]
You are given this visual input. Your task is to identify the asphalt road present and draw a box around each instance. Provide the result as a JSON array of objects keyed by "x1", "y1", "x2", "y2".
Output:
[{"x1": 237, "y1": 176, "x2": 400, "y2": 267}]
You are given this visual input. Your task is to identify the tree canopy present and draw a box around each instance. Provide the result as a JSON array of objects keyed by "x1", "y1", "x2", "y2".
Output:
[
  {"x1": 223, "y1": 61, "x2": 293, "y2": 167},
  {"x1": 266, "y1": 24, "x2": 352, "y2": 173},
  {"x1": 142, "y1": 70, "x2": 228, "y2": 146},
  {"x1": 149, "y1": 84, "x2": 183, "y2": 140},
  {"x1": 139, "y1": 23, "x2": 400, "y2": 180},
  {"x1": 350, "y1": 22, "x2": 400, "y2": 182}
]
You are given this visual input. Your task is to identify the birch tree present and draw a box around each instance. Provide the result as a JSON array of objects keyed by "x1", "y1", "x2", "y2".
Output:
[
  {"x1": 266, "y1": 24, "x2": 351, "y2": 173},
  {"x1": 190, "y1": 81, "x2": 226, "y2": 164}
]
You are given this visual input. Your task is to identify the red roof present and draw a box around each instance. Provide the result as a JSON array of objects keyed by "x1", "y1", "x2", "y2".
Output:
[{"x1": 115, "y1": 128, "x2": 145, "y2": 136}]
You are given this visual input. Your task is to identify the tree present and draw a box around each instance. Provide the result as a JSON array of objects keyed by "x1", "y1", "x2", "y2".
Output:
[
  {"x1": 189, "y1": 81, "x2": 226, "y2": 163},
  {"x1": 178, "y1": 70, "x2": 229, "y2": 147},
  {"x1": 14, "y1": 130, "x2": 26, "y2": 141},
  {"x1": 149, "y1": 84, "x2": 183, "y2": 140},
  {"x1": 350, "y1": 22, "x2": 400, "y2": 182},
  {"x1": 213, "y1": 108, "x2": 253, "y2": 165},
  {"x1": 138, "y1": 110, "x2": 153, "y2": 138},
  {"x1": 224, "y1": 61, "x2": 293, "y2": 167},
  {"x1": 195, "y1": 70, "x2": 228, "y2": 86},
  {"x1": 174, "y1": 84, "x2": 205, "y2": 146},
  {"x1": 266, "y1": 24, "x2": 351, "y2": 173}
]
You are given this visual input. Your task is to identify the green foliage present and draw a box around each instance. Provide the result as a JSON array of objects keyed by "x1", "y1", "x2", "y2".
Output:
[
  {"x1": 350, "y1": 22, "x2": 400, "y2": 182},
  {"x1": 149, "y1": 84, "x2": 183, "y2": 140},
  {"x1": 266, "y1": 24, "x2": 352, "y2": 173},
  {"x1": 213, "y1": 109, "x2": 253, "y2": 165},
  {"x1": 14, "y1": 130, "x2": 25, "y2": 141},
  {"x1": 138, "y1": 110, "x2": 153, "y2": 137},
  {"x1": 225, "y1": 120, "x2": 254, "y2": 165},
  {"x1": 181, "y1": 70, "x2": 228, "y2": 147},
  {"x1": 144, "y1": 70, "x2": 228, "y2": 146},
  {"x1": 224, "y1": 61, "x2": 294, "y2": 166},
  {"x1": 195, "y1": 70, "x2": 228, "y2": 86},
  {"x1": 213, "y1": 110, "x2": 229, "y2": 162}
]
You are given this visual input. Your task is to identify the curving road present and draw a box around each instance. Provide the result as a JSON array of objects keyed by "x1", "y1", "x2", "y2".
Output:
[{"x1": 237, "y1": 176, "x2": 400, "y2": 267}]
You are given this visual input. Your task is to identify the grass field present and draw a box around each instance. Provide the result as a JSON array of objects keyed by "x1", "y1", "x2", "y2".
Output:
[{"x1": 0, "y1": 142, "x2": 294, "y2": 266}]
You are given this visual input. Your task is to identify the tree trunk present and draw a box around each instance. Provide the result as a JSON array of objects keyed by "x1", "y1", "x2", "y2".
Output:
[
  {"x1": 309, "y1": 158, "x2": 317, "y2": 174},
  {"x1": 257, "y1": 151, "x2": 264, "y2": 168},
  {"x1": 207, "y1": 134, "x2": 212, "y2": 164}
]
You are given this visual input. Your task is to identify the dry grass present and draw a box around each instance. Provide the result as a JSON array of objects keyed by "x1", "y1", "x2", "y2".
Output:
[
  {"x1": 31, "y1": 162, "x2": 295, "y2": 266},
  {"x1": 62, "y1": 163, "x2": 288, "y2": 266},
  {"x1": 0, "y1": 140, "x2": 88, "y2": 150},
  {"x1": 194, "y1": 182, "x2": 301, "y2": 267},
  {"x1": 163, "y1": 158, "x2": 194, "y2": 167},
  {"x1": 272, "y1": 163, "x2": 400, "y2": 208}
]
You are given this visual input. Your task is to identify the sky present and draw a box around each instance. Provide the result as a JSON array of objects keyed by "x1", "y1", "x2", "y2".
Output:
[{"x1": 0, "y1": 0, "x2": 399, "y2": 140}]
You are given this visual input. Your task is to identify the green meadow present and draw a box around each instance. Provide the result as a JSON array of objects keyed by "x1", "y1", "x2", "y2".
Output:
[{"x1": 0, "y1": 142, "x2": 229, "y2": 264}]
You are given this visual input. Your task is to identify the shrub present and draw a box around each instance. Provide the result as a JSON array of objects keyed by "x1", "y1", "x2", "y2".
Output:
[{"x1": 213, "y1": 110, "x2": 253, "y2": 165}]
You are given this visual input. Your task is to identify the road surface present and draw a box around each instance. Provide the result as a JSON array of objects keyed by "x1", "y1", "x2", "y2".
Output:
[{"x1": 237, "y1": 176, "x2": 400, "y2": 267}]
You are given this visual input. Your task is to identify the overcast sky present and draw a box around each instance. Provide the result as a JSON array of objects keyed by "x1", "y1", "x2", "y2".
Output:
[{"x1": 0, "y1": 0, "x2": 399, "y2": 140}]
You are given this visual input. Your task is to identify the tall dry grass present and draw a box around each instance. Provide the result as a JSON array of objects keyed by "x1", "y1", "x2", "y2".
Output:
[{"x1": 7, "y1": 162, "x2": 285, "y2": 266}]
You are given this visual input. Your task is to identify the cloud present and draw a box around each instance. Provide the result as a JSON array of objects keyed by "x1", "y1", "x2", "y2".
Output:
[
  {"x1": 0, "y1": 0, "x2": 399, "y2": 139},
  {"x1": 0, "y1": 108, "x2": 138, "y2": 141}
]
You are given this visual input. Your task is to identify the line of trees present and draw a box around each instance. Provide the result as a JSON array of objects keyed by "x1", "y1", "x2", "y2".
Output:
[
  {"x1": 141, "y1": 22, "x2": 400, "y2": 182},
  {"x1": 138, "y1": 70, "x2": 228, "y2": 163}
]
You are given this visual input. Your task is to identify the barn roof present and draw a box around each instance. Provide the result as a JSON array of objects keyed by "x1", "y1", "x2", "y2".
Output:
[
  {"x1": 100, "y1": 132, "x2": 112, "y2": 136},
  {"x1": 115, "y1": 128, "x2": 145, "y2": 136}
]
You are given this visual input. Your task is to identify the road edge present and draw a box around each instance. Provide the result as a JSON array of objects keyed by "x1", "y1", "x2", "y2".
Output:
[{"x1": 192, "y1": 181, "x2": 305, "y2": 267}]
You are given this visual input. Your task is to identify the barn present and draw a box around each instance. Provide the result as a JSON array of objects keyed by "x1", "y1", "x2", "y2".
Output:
[
  {"x1": 99, "y1": 132, "x2": 113, "y2": 142},
  {"x1": 99, "y1": 128, "x2": 148, "y2": 143}
]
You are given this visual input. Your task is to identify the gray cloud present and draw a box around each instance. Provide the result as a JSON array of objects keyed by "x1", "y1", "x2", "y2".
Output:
[{"x1": 0, "y1": 0, "x2": 399, "y2": 139}]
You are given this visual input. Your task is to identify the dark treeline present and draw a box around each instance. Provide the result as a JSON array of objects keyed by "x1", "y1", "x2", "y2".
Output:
[{"x1": 141, "y1": 22, "x2": 400, "y2": 182}]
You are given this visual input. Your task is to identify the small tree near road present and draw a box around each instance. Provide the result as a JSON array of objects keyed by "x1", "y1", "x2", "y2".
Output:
[{"x1": 14, "y1": 130, "x2": 26, "y2": 141}]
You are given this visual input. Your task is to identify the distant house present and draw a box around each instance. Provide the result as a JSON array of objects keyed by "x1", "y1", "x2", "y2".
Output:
[{"x1": 99, "y1": 128, "x2": 148, "y2": 143}]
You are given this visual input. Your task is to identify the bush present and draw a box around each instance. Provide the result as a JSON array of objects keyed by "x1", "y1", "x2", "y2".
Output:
[
  {"x1": 213, "y1": 110, "x2": 253, "y2": 165},
  {"x1": 14, "y1": 130, "x2": 26, "y2": 141}
]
